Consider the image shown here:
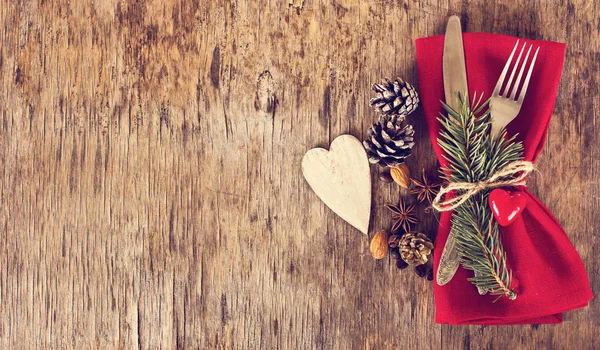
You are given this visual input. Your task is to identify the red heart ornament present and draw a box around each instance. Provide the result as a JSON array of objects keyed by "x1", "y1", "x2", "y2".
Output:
[{"x1": 488, "y1": 189, "x2": 527, "y2": 226}]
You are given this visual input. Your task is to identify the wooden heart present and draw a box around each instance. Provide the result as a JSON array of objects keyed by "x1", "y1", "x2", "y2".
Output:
[{"x1": 301, "y1": 135, "x2": 371, "y2": 235}]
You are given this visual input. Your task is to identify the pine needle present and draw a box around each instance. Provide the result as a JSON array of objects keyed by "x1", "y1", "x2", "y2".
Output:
[{"x1": 437, "y1": 93, "x2": 522, "y2": 300}]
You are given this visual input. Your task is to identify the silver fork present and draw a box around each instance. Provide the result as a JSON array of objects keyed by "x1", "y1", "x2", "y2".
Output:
[
  {"x1": 490, "y1": 40, "x2": 540, "y2": 137},
  {"x1": 474, "y1": 40, "x2": 540, "y2": 295}
]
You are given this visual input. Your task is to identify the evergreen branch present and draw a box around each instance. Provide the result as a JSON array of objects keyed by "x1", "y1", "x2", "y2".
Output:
[{"x1": 437, "y1": 93, "x2": 523, "y2": 300}]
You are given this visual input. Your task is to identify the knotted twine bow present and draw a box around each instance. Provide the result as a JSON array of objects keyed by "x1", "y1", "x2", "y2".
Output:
[{"x1": 432, "y1": 160, "x2": 535, "y2": 212}]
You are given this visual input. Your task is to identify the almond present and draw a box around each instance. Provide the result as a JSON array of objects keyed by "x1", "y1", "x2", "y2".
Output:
[
  {"x1": 370, "y1": 230, "x2": 389, "y2": 259},
  {"x1": 390, "y1": 164, "x2": 411, "y2": 188}
]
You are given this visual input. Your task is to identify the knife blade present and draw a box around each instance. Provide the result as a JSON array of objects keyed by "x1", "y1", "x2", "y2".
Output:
[
  {"x1": 442, "y1": 16, "x2": 468, "y2": 111},
  {"x1": 436, "y1": 16, "x2": 469, "y2": 288}
]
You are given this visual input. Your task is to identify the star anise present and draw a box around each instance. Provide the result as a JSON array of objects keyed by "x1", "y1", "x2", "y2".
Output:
[
  {"x1": 410, "y1": 168, "x2": 442, "y2": 203},
  {"x1": 385, "y1": 200, "x2": 419, "y2": 233}
]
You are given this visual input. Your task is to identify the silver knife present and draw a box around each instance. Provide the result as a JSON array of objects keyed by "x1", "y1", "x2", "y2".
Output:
[
  {"x1": 437, "y1": 17, "x2": 488, "y2": 295},
  {"x1": 436, "y1": 16, "x2": 471, "y2": 288}
]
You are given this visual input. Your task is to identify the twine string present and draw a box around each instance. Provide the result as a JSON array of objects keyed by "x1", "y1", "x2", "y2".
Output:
[{"x1": 431, "y1": 161, "x2": 534, "y2": 212}]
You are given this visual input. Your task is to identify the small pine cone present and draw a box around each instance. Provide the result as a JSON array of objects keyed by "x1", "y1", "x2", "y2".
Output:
[
  {"x1": 370, "y1": 78, "x2": 419, "y2": 116},
  {"x1": 399, "y1": 232, "x2": 434, "y2": 267},
  {"x1": 363, "y1": 114, "x2": 415, "y2": 168}
]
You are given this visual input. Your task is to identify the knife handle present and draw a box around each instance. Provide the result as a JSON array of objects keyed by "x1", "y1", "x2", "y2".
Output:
[
  {"x1": 437, "y1": 231, "x2": 488, "y2": 294},
  {"x1": 436, "y1": 231, "x2": 459, "y2": 285}
]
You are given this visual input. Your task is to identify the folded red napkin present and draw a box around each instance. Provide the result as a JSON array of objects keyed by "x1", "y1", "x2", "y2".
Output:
[{"x1": 415, "y1": 33, "x2": 593, "y2": 325}]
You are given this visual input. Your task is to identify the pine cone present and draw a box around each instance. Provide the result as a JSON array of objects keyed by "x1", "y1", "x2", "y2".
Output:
[
  {"x1": 399, "y1": 232, "x2": 434, "y2": 266},
  {"x1": 363, "y1": 114, "x2": 415, "y2": 167},
  {"x1": 370, "y1": 78, "x2": 419, "y2": 116}
]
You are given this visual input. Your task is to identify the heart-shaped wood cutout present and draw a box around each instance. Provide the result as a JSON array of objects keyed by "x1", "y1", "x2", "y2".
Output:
[
  {"x1": 301, "y1": 135, "x2": 371, "y2": 235},
  {"x1": 488, "y1": 188, "x2": 527, "y2": 227}
]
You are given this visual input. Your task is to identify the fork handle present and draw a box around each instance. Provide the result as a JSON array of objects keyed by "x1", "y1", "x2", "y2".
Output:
[{"x1": 491, "y1": 123, "x2": 503, "y2": 138}]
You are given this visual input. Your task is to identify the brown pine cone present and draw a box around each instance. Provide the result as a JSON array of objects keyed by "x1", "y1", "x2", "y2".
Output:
[
  {"x1": 370, "y1": 78, "x2": 419, "y2": 116},
  {"x1": 399, "y1": 232, "x2": 434, "y2": 266},
  {"x1": 363, "y1": 114, "x2": 415, "y2": 168}
]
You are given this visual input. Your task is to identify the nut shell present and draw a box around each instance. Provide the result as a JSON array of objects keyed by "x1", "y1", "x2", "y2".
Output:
[
  {"x1": 388, "y1": 234, "x2": 401, "y2": 248},
  {"x1": 370, "y1": 230, "x2": 389, "y2": 259},
  {"x1": 390, "y1": 164, "x2": 411, "y2": 188}
]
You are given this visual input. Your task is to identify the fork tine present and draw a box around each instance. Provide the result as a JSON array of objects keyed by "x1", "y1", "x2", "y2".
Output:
[
  {"x1": 503, "y1": 42, "x2": 527, "y2": 96},
  {"x1": 493, "y1": 40, "x2": 520, "y2": 96},
  {"x1": 517, "y1": 46, "x2": 540, "y2": 103},
  {"x1": 510, "y1": 44, "x2": 533, "y2": 100}
]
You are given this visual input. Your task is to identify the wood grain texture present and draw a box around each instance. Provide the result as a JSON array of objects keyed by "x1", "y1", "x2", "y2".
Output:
[{"x1": 0, "y1": 0, "x2": 597, "y2": 349}]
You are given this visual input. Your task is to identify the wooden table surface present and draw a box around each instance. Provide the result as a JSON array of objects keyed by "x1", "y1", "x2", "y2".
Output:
[{"x1": 1, "y1": 0, "x2": 598, "y2": 348}]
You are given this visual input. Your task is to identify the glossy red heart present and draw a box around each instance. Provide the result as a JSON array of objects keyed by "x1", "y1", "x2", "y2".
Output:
[{"x1": 488, "y1": 189, "x2": 527, "y2": 227}]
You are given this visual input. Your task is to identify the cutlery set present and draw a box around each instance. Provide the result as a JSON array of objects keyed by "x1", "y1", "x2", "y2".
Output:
[{"x1": 437, "y1": 16, "x2": 539, "y2": 287}]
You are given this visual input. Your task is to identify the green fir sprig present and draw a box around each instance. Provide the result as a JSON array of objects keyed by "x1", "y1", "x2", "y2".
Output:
[{"x1": 437, "y1": 93, "x2": 523, "y2": 300}]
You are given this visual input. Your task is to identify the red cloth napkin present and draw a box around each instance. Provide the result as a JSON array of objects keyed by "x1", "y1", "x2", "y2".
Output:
[{"x1": 415, "y1": 33, "x2": 593, "y2": 325}]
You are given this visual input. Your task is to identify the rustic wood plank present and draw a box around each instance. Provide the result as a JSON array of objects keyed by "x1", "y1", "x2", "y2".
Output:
[{"x1": 0, "y1": 0, "x2": 597, "y2": 349}]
